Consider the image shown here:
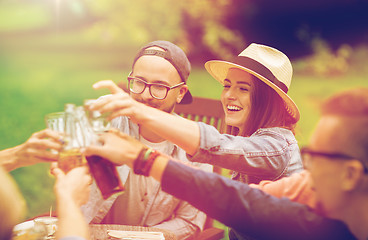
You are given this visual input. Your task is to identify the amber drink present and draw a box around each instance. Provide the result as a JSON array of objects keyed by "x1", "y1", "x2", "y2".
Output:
[
  {"x1": 77, "y1": 104, "x2": 124, "y2": 199},
  {"x1": 58, "y1": 148, "x2": 85, "y2": 173},
  {"x1": 86, "y1": 155, "x2": 124, "y2": 199},
  {"x1": 58, "y1": 104, "x2": 86, "y2": 173}
]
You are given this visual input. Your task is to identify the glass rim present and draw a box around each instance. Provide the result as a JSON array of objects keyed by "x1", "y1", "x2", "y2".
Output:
[{"x1": 45, "y1": 112, "x2": 65, "y2": 118}]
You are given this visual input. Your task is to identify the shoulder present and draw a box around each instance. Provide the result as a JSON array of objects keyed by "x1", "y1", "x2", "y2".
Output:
[{"x1": 253, "y1": 127, "x2": 296, "y2": 142}]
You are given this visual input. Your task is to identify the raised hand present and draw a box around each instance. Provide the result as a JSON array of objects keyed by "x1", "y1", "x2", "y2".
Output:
[
  {"x1": 83, "y1": 129, "x2": 146, "y2": 168},
  {"x1": 1, "y1": 129, "x2": 63, "y2": 171},
  {"x1": 52, "y1": 166, "x2": 91, "y2": 206},
  {"x1": 90, "y1": 80, "x2": 148, "y2": 123}
]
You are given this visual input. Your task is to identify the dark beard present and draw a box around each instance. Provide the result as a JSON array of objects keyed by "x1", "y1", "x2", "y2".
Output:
[{"x1": 136, "y1": 99, "x2": 175, "y2": 114}]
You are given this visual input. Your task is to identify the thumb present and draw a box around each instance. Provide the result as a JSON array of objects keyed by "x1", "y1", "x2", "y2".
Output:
[
  {"x1": 52, "y1": 167, "x2": 65, "y2": 180},
  {"x1": 92, "y1": 80, "x2": 124, "y2": 94}
]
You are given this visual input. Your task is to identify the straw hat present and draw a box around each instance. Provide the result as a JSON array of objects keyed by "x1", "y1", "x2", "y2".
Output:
[{"x1": 205, "y1": 43, "x2": 300, "y2": 121}]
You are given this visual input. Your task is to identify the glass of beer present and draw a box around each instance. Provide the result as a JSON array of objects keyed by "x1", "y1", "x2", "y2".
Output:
[{"x1": 45, "y1": 106, "x2": 85, "y2": 173}]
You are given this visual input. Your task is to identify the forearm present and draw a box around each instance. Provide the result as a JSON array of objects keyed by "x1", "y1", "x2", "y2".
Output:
[
  {"x1": 0, "y1": 146, "x2": 22, "y2": 172},
  {"x1": 56, "y1": 195, "x2": 90, "y2": 240},
  {"x1": 249, "y1": 170, "x2": 318, "y2": 209},
  {"x1": 191, "y1": 124, "x2": 291, "y2": 177},
  {"x1": 0, "y1": 129, "x2": 62, "y2": 172},
  {"x1": 138, "y1": 106, "x2": 200, "y2": 155},
  {"x1": 158, "y1": 160, "x2": 353, "y2": 240},
  {"x1": 149, "y1": 154, "x2": 170, "y2": 182}
]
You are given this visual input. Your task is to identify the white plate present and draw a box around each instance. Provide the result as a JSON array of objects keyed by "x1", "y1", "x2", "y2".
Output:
[
  {"x1": 13, "y1": 220, "x2": 34, "y2": 232},
  {"x1": 107, "y1": 230, "x2": 165, "y2": 240}
]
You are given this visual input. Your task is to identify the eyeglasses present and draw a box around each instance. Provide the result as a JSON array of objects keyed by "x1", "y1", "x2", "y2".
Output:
[
  {"x1": 301, "y1": 147, "x2": 368, "y2": 174},
  {"x1": 127, "y1": 76, "x2": 184, "y2": 100}
]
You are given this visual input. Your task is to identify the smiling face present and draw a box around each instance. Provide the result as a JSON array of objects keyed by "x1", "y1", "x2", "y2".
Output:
[
  {"x1": 220, "y1": 68, "x2": 253, "y2": 132},
  {"x1": 130, "y1": 53, "x2": 187, "y2": 113}
]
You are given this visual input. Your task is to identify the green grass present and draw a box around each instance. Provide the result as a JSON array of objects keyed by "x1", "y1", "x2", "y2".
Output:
[
  {"x1": 290, "y1": 73, "x2": 368, "y2": 147},
  {"x1": 1, "y1": 27, "x2": 367, "y2": 240},
  {"x1": 0, "y1": 2, "x2": 50, "y2": 31}
]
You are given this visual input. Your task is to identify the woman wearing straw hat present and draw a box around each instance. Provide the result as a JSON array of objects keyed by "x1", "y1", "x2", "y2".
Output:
[
  {"x1": 91, "y1": 43, "x2": 303, "y2": 184},
  {"x1": 203, "y1": 43, "x2": 303, "y2": 239},
  {"x1": 201, "y1": 43, "x2": 303, "y2": 184}
]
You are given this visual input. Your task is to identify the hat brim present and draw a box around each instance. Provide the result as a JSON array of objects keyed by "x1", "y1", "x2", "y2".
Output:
[{"x1": 205, "y1": 60, "x2": 300, "y2": 121}]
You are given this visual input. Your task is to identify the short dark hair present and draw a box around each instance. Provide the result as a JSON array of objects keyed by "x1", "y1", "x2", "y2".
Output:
[
  {"x1": 321, "y1": 88, "x2": 368, "y2": 164},
  {"x1": 237, "y1": 76, "x2": 297, "y2": 137}
]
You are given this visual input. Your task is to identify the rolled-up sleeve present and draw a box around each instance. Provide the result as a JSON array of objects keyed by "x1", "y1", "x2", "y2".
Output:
[{"x1": 188, "y1": 122, "x2": 302, "y2": 181}]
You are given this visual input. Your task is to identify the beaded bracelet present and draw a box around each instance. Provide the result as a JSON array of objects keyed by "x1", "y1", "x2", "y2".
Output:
[
  {"x1": 133, "y1": 148, "x2": 160, "y2": 176},
  {"x1": 141, "y1": 149, "x2": 160, "y2": 176},
  {"x1": 133, "y1": 147, "x2": 149, "y2": 175}
]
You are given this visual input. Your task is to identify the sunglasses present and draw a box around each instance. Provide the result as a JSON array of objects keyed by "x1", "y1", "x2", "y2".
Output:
[{"x1": 301, "y1": 147, "x2": 368, "y2": 174}]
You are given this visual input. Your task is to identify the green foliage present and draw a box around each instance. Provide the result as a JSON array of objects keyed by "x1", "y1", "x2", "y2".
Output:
[
  {"x1": 300, "y1": 38, "x2": 353, "y2": 76},
  {"x1": 84, "y1": 0, "x2": 244, "y2": 59},
  {"x1": 0, "y1": 2, "x2": 50, "y2": 31}
]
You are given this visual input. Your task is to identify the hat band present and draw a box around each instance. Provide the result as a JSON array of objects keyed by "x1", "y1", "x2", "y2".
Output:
[{"x1": 232, "y1": 56, "x2": 288, "y2": 93}]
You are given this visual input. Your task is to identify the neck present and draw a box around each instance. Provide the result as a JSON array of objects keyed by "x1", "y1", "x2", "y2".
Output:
[
  {"x1": 139, "y1": 125, "x2": 165, "y2": 143},
  {"x1": 339, "y1": 197, "x2": 368, "y2": 240}
]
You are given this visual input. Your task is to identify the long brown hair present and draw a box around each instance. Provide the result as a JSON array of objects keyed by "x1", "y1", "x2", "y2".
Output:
[{"x1": 227, "y1": 75, "x2": 297, "y2": 137}]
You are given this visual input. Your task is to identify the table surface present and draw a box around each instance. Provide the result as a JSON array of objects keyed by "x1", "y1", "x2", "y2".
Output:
[{"x1": 89, "y1": 224, "x2": 177, "y2": 240}]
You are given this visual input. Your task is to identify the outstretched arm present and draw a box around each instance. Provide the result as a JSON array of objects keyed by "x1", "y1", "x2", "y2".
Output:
[
  {"x1": 0, "y1": 129, "x2": 62, "y2": 172},
  {"x1": 84, "y1": 131, "x2": 353, "y2": 240},
  {"x1": 249, "y1": 170, "x2": 317, "y2": 209},
  {"x1": 90, "y1": 80, "x2": 200, "y2": 155},
  {"x1": 52, "y1": 166, "x2": 91, "y2": 240},
  {"x1": 83, "y1": 129, "x2": 169, "y2": 181}
]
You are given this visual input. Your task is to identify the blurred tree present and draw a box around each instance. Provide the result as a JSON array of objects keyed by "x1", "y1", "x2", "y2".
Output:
[{"x1": 84, "y1": 0, "x2": 244, "y2": 63}]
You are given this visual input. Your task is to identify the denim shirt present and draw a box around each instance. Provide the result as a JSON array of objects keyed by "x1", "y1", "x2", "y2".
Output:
[
  {"x1": 189, "y1": 122, "x2": 303, "y2": 184},
  {"x1": 81, "y1": 116, "x2": 212, "y2": 240}
]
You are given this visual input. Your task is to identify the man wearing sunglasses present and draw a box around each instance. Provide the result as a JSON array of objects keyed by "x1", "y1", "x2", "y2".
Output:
[{"x1": 81, "y1": 41, "x2": 212, "y2": 239}]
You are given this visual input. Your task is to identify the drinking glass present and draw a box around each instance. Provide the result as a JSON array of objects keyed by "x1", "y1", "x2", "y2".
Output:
[
  {"x1": 44, "y1": 112, "x2": 65, "y2": 133},
  {"x1": 33, "y1": 216, "x2": 58, "y2": 240},
  {"x1": 84, "y1": 99, "x2": 111, "y2": 133}
]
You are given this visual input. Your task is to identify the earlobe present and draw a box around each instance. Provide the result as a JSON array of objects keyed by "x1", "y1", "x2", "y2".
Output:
[
  {"x1": 177, "y1": 86, "x2": 188, "y2": 104},
  {"x1": 341, "y1": 161, "x2": 365, "y2": 191}
]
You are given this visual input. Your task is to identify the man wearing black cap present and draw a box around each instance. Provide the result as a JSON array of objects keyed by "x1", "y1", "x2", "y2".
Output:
[{"x1": 81, "y1": 41, "x2": 212, "y2": 239}]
